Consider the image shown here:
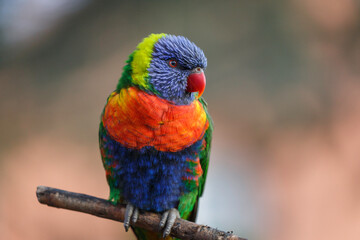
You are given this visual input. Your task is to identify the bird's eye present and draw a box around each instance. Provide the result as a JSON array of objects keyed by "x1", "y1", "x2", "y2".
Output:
[{"x1": 168, "y1": 59, "x2": 178, "y2": 68}]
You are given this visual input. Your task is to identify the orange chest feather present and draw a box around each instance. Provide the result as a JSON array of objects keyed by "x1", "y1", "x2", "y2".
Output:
[{"x1": 102, "y1": 87, "x2": 208, "y2": 152}]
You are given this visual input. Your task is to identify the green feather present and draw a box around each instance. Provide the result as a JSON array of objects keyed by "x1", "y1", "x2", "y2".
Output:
[
  {"x1": 116, "y1": 52, "x2": 135, "y2": 91},
  {"x1": 198, "y1": 97, "x2": 213, "y2": 197},
  {"x1": 99, "y1": 121, "x2": 123, "y2": 204},
  {"x1": 176, "y1": 97, "x2": 213, "y2": 222}
]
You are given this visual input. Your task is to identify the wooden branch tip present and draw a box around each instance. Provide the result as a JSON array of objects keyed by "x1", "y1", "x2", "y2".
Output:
[{"x1": 36, "y1": 186, "x2": 246, "y2": 240}]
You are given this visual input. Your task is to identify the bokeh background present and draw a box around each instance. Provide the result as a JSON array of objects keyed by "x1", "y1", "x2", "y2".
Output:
[{"x1": 1, "y1": 0, "x2": 360, "y2": 239}]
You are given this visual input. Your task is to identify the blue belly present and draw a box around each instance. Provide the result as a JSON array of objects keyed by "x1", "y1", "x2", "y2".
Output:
[{"x1": 102, "y1": 132, "x2": 202, "y2": 212}]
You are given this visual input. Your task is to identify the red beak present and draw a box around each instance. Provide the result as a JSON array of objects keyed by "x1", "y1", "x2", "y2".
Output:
[{"x1": 186, "y1": 68, "x2": 206, "y2": 97}]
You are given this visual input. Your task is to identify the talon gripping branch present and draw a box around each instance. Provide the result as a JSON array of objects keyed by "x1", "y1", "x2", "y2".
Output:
[{"x1": 99, "y1": 34, "x2": 213, "y2": 240}]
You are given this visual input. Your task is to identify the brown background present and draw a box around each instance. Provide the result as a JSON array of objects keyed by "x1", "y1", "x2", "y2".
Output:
[{"x1": 1, "y1": 0, "x2": 360, "y2": 239}]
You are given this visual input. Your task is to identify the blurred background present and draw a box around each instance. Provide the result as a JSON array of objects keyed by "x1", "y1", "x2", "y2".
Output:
[{"x1": 1, "y1": 0, "x2": 360, "y2": 239}]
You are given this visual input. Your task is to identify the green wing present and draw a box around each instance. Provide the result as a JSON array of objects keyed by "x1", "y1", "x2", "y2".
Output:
[
  {"x1": 177, "y1": 97, "x2": 213, "y2": 222},
  {"x1": 198, "y1": 97, "x2": 213, "y2": 197},
  {"x1": 99, "y1": 120, "x2": 123, "y2": 204}
]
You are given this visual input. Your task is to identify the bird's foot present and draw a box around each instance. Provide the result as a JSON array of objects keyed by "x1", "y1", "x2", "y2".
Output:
[
  {"x1": 159, "y1": 208, "x2": 180, "y2": 238},
  {"x1": 124, "y1": 203, "x2": 139, "y2": 232}
]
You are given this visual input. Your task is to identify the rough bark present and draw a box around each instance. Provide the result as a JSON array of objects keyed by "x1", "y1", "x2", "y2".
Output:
[{"x1": 36, "y1": 186, "x2": 246, "y2": 240}]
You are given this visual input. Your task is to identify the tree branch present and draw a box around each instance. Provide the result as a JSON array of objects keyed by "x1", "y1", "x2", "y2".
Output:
[{"x1": 36, "y1": 186, "x2": 246, "y2": 240}]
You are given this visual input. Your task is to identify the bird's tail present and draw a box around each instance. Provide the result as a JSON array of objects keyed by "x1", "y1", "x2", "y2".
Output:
[{"x1": 132, "y1": 227, "x2": 174, "y2": 240}]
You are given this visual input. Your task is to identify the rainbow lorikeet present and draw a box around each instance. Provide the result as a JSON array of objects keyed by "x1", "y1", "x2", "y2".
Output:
[{"x1": 99, "y1": 33, "x2": 213, "y2": 239}]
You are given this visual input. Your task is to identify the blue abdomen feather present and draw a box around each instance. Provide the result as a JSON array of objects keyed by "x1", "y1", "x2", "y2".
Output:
[{"x1": 101, "y1": 128, "x2": 203, "y2": 212}]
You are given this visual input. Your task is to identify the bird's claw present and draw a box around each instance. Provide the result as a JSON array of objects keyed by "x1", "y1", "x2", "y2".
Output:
[
  {"x1": 159, "y1": 208, "x2": 180, "y2": 238},
  {"x1": 124, "y1": 203, "x2": 139, "y2": 232}
]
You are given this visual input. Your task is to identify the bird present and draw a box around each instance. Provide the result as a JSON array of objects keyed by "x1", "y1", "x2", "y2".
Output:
[{"x1": 99, "y1": 33, "x2": 213, "y2": 239}]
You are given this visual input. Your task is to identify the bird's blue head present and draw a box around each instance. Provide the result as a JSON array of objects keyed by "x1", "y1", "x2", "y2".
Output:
[{"x1": 118, "y1": 34, "x2": 207, "y2": 105}]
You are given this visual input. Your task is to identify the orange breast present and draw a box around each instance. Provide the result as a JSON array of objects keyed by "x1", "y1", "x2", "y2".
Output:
[{"x1": 102, "y1": 87, "x2": 208, "y2": 152}]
